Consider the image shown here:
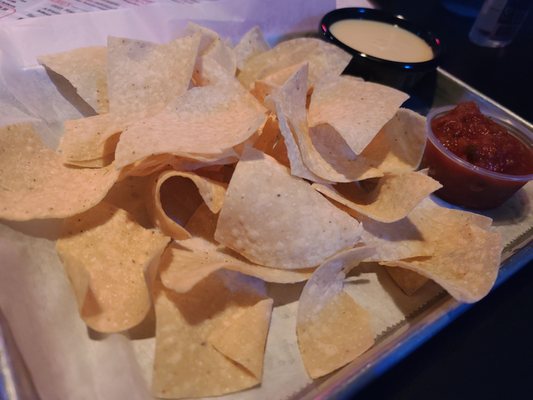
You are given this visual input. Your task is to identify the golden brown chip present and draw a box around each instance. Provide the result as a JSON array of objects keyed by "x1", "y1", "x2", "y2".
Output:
[
  {"x1": 313, "y1": 171, "x2": 442, "y2": 223},
  {"x1": 152, "y1": 271, "x2": 269, "y2": 398},
  {"x1": 38, "y1": 46, "x2": 109, "y2": 113},
  {"x1": 297, "y1": 247, "x2": 375, "y2": 378},
  {"x1": 56, "y1": 202, "x2": 170, "y2": 333},
  {"x1": 215, "y1": 147, "x2": 362, "y2": 269},
  {"x1": 308, "y1": 76, "x2": 409, "y2": 155},
  {"x1": 0, "y1": 123, "x2": 119, "y2": 221}
]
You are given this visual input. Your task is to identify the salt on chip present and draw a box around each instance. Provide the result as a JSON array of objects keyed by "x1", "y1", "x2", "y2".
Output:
[
  {"x1": 160, "y1": 238, "x2": 314, "y2": 293},
  {"x1": 147, "y1": 170, "x2": 227, "y2": 239},
  {"x1": 152, "y1": 271, "x2": 270, "y2": 398},
  {"x1": 114, "y1": 81, "x2": 266, "y2": 168},
  {"x1": 234, "y1": 26, "x2": 270, "y2": 70},
  {"x1": 56, "y1": 202, "x2": 170, "y2": 333},
  {"x1": 38, "y1": 46, "x2": 109, "y2": 113},
  {"x1": 238, "y1": 37, "x2": 351, "y2": 90},
  {"x1": 272, "y1": 64, "x2": 382, "y2": 182},
  {"x1": 313, "y1": 171, "x2": 442, "y2": 223},
  {"x1": 361, "y1": 108, "x2": 427, "y2": 174},
  {"x1": 107, "y1": 34, "x2": 200, "y2": 115},
  {"x1": 308, "y1": 76, "x2": 409, "y2": 155},
  {"x1": 215, "y1": 147, "x2": 362, "y2": 269},
  {"x1": 297, "y1": 246, "x2": 375, "y2": 378},
  {"x1": 0, "y1": 123, "x2": 119, "y2": 221}
]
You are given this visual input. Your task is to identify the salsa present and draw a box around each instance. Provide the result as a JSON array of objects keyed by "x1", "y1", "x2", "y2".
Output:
[
  {"x1": 422, "y1": 102, "x2": 533, "y2": 209},
  {"x1": 431, "y1": 102, "x2": 533, "y2": 175}
]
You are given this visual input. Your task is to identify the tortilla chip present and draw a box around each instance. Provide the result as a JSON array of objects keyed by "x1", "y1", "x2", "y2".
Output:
[
  {"x1": 38, "y1": 46, "x2": 109, "y2": 113},
  {"x1": 0, "y1": 123, "x2": 119, "y2": 221},
  {"x1": 361, "y1": 196, "x2": 494, "y2": 263},
  {"x1": 309, "y1": 123, "x2": 383, "y2": 180},
  {"x1": 380, "y1": 199, "x2": 502, "y2": 302},
  {"x1": 152, "y1": 271, "x2": 269, "y2": 398},
  {"x1": 195, "y1": 38, "x2": 237, "y2": 86},
  {"x1": 215, "y1": 147, "x2": 362, "y2": 269},
  {"x1": 184, "y1": 22, "x2": 220, "y2": 54},
  {"x1": 160, "y1": 238, "x2": 314, "y2": 293},
  {"x1": 361, "y1": 108, "x2": 427, "y2": 173},
  {"x1": 195, "y1": 55, "x2": 237, "y2": 86},
  {"x1": 103, "y1": 174, "x2": 154, "y2": 228},
  {"x1": 386, "y1": 267, "x2": 429, "y2": 295},
  {"x1": 234, "y1": 26, "x2": 270, "y2": 70},
  {"x1": 147, "y1": 170, "x2": 227, "y2": 239},
  {"x1": 208, "y1": 298, "x2": 273, "y2": 379},
  {"x1": 308, "y1": 76, "x2": 409, "y2": 155},
  {"x1": 297, "y1": 247, "x2": 375, "y2": 378},
  {"x1": 115, "y1": 81, "x2": 266, "y2": 168},
  {"x1": 273, "y1": 95, "x2": 324, "y2": 182},
  {"x1": 238, "y1": 37, "x2": 351, "y2": 90},
  {"x1": 56, "y1": 202, "x2": 170, "y2": 333},
  {"x1": 251, "y1": 63, "x2": 305, "y2": 107},
  {"x1": 59, "y1": 113, "x2": 129, "y2": 165},
  {"x1": 313, "y1": 171, "x2": 442, "y2": 223},
  {"x1": 272, "y1": 64, "x2": 382, "y2": 182},
  {"x1": 107, "y1": 34, "x2": 200, "y2": 115}
]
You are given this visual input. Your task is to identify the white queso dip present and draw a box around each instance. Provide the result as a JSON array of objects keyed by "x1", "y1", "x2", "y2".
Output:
[{"x1": 330, "y1": 19, "x2": 434, "y2": 63}]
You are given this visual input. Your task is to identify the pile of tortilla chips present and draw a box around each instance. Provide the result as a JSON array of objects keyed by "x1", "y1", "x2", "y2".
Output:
[{"x1": 0, "y1": 23, "x2": 502, "y2": 398}]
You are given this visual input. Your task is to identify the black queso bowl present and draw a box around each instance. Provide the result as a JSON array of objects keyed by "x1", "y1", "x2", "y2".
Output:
[{"x1": 320, "y1": 8, "x2": 442, "y2": 91}]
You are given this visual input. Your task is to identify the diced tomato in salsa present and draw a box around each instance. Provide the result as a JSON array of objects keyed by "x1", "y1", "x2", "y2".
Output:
[{"x1": 431, "y1": 102, "x2": 533, "y2": 175}]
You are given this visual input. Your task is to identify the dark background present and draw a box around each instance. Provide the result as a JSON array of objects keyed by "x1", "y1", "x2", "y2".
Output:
[{"x1": 348, "y1": 1, "x2": 533, "y2": 399}]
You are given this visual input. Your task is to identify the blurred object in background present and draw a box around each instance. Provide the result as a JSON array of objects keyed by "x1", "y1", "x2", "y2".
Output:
[
  {"x1": 440, "y1": 0, "x2": 483, "y2": 17},
  {"x1": 469, "y1": 0, "x2": 532, "y2": 47}
]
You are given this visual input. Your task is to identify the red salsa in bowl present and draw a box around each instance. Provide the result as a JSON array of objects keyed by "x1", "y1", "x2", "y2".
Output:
[{"x1": 422, "y1": 102, "x2": 533, "y2": 209}]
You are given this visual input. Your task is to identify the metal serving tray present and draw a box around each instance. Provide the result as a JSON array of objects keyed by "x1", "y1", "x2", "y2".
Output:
[
  {"x1": 293, "y1": 67, "x2": 533, "y2": 399},
  {"x1": 1, "y1": 68, "x2": 532, "y2": 400}
]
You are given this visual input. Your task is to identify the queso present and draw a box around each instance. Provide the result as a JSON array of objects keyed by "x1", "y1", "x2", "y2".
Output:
[{"x1": 329, "y1": 19, "x2": 434, "y2": 63}]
